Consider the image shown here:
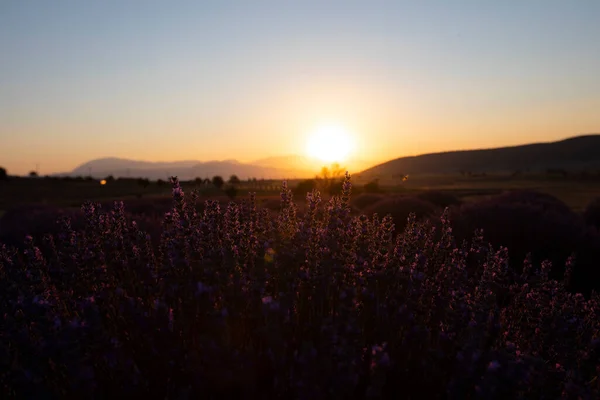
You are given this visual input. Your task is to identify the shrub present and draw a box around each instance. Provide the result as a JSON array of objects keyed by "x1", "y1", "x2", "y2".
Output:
[
  {"x1": 137, "y1": 178, "x2": 150, "y2": 188},
  {"x1": 0, "y1": 204, "x2": 85, "y2": 249},
  {"x1": 293, "y1": 179, "x2": 316, "y2": 197},
  {"x1": 1, "y1": 177, "x2": 600, "y2": 398},
  {"x1": 493, "y1": 190, "x2": 572, "y2": 215},
  {"x1": 224, "y1": 185, "x2": 238, "y2": 200},
  {"x1": 351, "y1": 193, "x2": 385, "y2": 210},
  {"x1": 363, "y1": 195, "x2": 437, "y2": 232},
  {"x1": 416, "y1": 190, "x2": 462, "y2": 208},
  {"x1": 364, "y1": 179, "x2": 381, "y2": 193},
  {"x1": 328, "y1": 179, "x2": 344, "y2": 196},
  {"x1": 583, "y1": 197, "x2": 600, "y2": 230},
  {"x1": 450, "y1": 191, "x2": 600, "y2": 295},
  {"x1": 0, "y1": 167, "x2": 8, "y2": 180}
]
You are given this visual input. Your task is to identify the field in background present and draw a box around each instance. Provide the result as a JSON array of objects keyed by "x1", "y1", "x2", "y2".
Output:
[
  {"x1": 357, "y1": 173, "x2": 600, "y2": 212},
  {"x1": 1, "y1": 173, "x2": 599, "y2": 213}
]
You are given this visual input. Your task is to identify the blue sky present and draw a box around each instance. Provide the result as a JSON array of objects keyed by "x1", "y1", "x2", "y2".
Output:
[{"x1": 1, "y1": 0, "x2": 599, "y2": 174}]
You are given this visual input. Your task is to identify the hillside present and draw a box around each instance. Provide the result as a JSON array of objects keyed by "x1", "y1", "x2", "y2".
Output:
[{"x1": 360, "y1": 134, "x2": 600, "y2": 178}]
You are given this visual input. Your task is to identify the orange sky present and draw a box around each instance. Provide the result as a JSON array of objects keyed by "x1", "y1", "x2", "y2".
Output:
[{"x1": 1, "y1": 2, "x2": 599, "y2": 175}]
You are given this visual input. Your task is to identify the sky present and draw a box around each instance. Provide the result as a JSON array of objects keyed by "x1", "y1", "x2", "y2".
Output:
[{"x1": 1, "y1": 0, "x2": 599, "y2": 175}]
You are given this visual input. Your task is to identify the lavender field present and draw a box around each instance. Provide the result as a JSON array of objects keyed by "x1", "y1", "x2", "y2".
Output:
[
  {"x1": 4, "y1": 1, "x2": 600, "y2": 398},
  {"x1": 2, "y1": 174, "x2": 600, "y2": 399}
]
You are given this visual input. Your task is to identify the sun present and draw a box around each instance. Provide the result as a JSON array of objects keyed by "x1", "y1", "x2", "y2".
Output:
[{"x1": 306, "y1": 124, "x2": 355, "y2": 163}]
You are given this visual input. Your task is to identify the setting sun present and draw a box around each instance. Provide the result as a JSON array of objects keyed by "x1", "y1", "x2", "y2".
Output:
[{"x1": 306, "y1": 124, "x2": 356, "y2": 163}]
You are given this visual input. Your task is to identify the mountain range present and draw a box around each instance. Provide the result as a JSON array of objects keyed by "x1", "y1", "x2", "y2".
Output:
[
  {"x1": 62, "y1": 155, "x2": 372, "y2": 181},
  {"x1": 55, "y1": 134, "x2": 600, "y2": 180}
]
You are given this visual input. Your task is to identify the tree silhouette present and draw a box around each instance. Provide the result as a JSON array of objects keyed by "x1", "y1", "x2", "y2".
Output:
[
  {"x1": 212, "y1": 175, "x2": 225, "y2": 190},
  {"x1": 228, "y1": 174, "x2": 241, "y2": 185},
  {"x1": 29, "y1": 171, "x2": 38, "y2": 178},
  {"x1": 316, "y1": 162, "x2": 346, "y2": 193},
  {"x1": 0, "y1": 167, "x2": 7, "y2": 180}
]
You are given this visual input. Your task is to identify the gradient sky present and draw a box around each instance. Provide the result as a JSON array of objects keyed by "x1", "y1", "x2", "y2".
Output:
[{"x1": 1, "y1": 0, "x2": 599, "y2": 175}]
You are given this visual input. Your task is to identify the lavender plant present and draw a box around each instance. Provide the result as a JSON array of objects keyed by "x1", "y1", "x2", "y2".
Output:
[{"x1": 0, "y1": 175, "x2": 599, "y2": 399}]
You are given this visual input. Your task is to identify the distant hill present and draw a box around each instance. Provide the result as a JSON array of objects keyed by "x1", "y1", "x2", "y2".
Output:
[
  {"x1": 71, "y1": 158, "x2": 201, "y2": 176},
  {"x1": 63, "y1": 157, "x2": 319, "y2": 180},
  {"x1": 251, "y1": 155, "x2": 319, "y2": 169},
  {"x1": 250, "y1": 155, "x2": 325, "y2": 177},
  {"x1": 62, "y1": 154, "x2": 377, "y2": 181},
  {"x1": 360, "y1": 134, "x2": 600, "y2": 178}
]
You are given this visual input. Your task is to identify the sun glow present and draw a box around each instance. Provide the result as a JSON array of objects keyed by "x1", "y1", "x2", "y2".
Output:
[{"x1": 306, "y1": 124, "x2": 356, "y2": 163}]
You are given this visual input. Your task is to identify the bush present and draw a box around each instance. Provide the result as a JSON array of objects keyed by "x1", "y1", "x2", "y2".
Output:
[
  {"x1": 137, "y1": 178, "x2": 150, "y2": 188},
  {"x1": 416, "y1": 190, "x2": 462, "y2": 208},
  {"x1": 583, "y1": 197, "x2": 600, "y2": 230},
  {"x1": 450, "y1": 191, "x2": 600, "y2": 295},
  {"x1": 0, "y1": 204, "x2": 85, "y2": 249},
  {"x1": 224, "y1": 186, "x2": 238, "y2": 200},
  {"x1": 328, "y1": 179, "x2": 344, "y2": 196},
  {"x1": 293, "y1": 179, "x2": 316, "y2": 197},
  {"x1": 493, "y1": 190, "x2": 572, "y2": 215},
  {"x1": 364, "y1": 179, "x2": 381, "y2": 193},
  {"x1": 0, "y1": 167, "x2": 8, "y2": 180},
  {"x1": 1, "y1": 177, "x2": 600, "y2": 398},
  {"x1": 351, "y1": 193, "x2": 385, "y2": 210},
  {"x1": 363, "y1": 196, "x2": 437, "y2": 233}
]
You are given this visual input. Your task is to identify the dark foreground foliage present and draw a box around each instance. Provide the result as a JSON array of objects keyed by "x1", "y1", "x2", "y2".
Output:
[
  {"x1": 363, "y1": 196, "x2": 437, "y2": 233},
  {"x1": 584, "y1": 197, "x2": 600, "y2": 230},
  {"x1": 1, "y1": 176, "x2": 600, "y2": 399},
  {"x1": 351, "y1": 193, "x2": 385, "y2": 211},
  {"x1": 415, "y1": 191, "x2": 462, "y2": 209},
  {"x1": 450, "y1": 191, "x2": 600, "y2": 296}
]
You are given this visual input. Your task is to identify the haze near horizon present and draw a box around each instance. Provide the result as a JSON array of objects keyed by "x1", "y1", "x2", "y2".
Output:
[{"x1": 1, "y1": 0, "x2": 599, "y2": 175}]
